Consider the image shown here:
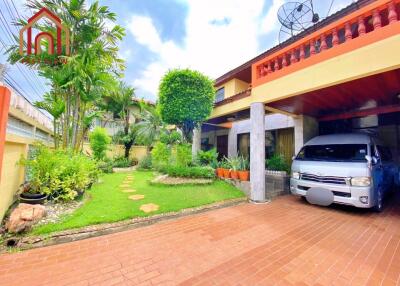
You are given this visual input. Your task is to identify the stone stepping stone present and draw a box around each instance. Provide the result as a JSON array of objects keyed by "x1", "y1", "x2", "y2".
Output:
[
  {"x1": 121, "y1": 189, "x2": 136, "y2": 193},
  {"x1": 120, "y1": 184, "x2": 130, "y2": 188},
  {"x1": 128, "y1": 194, "x2": 145, "y2": 201},
  {"x1": 140, "y1": 203, "x2": 159, "y2": 213}
]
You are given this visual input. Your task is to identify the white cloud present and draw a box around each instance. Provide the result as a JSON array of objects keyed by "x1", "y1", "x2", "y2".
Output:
[
  {"x1": 128, "y1": 0, "x2": 273, "y2": 99},
  {"x1": 260, "y1": 0, "x2": 285, "y2": 34},
  {"x1": 127, "y1": 0, "x2": 353, "y2": 100}
]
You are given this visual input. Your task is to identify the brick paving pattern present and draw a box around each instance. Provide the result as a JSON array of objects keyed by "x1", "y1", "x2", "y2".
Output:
[{"x1": 1, "y1": 194, "x2": 400, "y2": 285}]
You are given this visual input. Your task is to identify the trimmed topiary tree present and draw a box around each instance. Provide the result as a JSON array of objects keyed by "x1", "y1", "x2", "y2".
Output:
[{"x1": 158, "y1": 69, "x2": 215, "y2": 142}]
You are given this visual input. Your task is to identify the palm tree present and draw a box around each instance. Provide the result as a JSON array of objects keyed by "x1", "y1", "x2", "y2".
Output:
[
  {"x1": 100, "y1": 82, "x2": 138, "y2": 158},
  {"x1": 135, "y1": 104, "x2": 165, "y2": 152},
  {"x1": 7, "y1": 0, "x2": 125, "y2": 151},
  {"x1": 34, "y1": 92, "x2": 65, "y2": 149}
]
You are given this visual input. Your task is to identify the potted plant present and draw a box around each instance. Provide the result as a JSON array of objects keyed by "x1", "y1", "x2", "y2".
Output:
[
  {"x1": 18, "y1": 182, "x2": 47, "y2": 205},
  {"x1": 238, "y1": 156, "x2": 250, "y2": 181},
  {"x1": 221, "y1": 158, "x2": 231, "y2": 179},
  {"x1": 214, "y1": 161, "x2": 224, "y2": 178},
  {"x1": 227, "y1": 156, "x2": 240, "y2": 180}
]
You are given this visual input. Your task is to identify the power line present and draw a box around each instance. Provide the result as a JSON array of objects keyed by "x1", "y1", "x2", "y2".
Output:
[{"x1": 2, "y1": 0, "x2": 48, "y2": 96}]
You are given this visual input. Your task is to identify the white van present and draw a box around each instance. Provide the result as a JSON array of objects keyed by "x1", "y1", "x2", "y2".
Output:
[{"x1": 290, "y1": 133, "x2": 398, "y2": 211}]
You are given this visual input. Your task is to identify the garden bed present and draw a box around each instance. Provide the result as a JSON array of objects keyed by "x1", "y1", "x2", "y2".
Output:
[{"x1": 151, "y1": 174, "x2": 213, "y2": 185}]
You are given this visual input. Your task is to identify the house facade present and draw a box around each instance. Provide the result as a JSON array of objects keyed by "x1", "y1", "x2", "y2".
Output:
[{"x1": 200, "y1": 0, "x2": 400, "y2": 202}]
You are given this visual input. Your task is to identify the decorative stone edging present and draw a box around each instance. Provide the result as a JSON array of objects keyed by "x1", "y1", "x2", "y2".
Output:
[{"x1": 2, "y1": 197, "x2": 247, "y2": 252}]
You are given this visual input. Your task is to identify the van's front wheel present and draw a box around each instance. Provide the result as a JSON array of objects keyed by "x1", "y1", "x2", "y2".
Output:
[{"x1": 373, "y1": 187, "x2": 384, "y2": 212}]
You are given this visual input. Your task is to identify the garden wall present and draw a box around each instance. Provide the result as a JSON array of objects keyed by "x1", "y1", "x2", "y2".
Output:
[
  {"x1": 82, "y1": 143, "x2": 148, "y2": 161},
  {"x1": 0, "y1": 91, "x2": 53, "y2": 222}
]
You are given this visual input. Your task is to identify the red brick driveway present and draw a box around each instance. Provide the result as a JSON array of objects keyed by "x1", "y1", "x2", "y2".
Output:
[{"x1": 1, "y1": 195, "x2": 400, "y2": 286}]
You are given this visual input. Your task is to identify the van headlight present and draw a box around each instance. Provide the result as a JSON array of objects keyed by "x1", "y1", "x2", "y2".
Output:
[
  {"x1": 351, "y1": 176, "x2": 371, "y2": 186},
  {"x1": 292, "y1": 171, "x2": 300, "y2": 180}
]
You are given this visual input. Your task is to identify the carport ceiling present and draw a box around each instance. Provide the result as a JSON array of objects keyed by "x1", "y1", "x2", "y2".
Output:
[{"x1": 268, "y1": 69, "x2": 400, "y2": 119}]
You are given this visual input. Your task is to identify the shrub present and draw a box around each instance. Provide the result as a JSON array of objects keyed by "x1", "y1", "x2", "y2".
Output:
[
  {"x1": 151, "y1": 142, "x2": 170, "y2": 168},
  {"x1": 20, "y1": 145, "x2": 99, "y2": 202},
  {"x1": 266, "y1": 153, "x2": 290, "y2": 173},
  {"x1": 160, "y1": 130, "x2": 182, "y2": 145},
  {"x1": 138, "y1": 154, "x2": 152, "y2": 170},
  {"x1": 98, "y1": 158, "x2": 114, "y2": 173},
  {"x1": 112, "y1": 156, "x2": 133, "y2": 168},
  {"x1": 89, "y1": 127, "x2": 111, "y2": 160},
  {"x1": 158, "y1": 165, "x2": 215, "y2": 179},
  {"x1": 176, "y1": 144, "x2": 192, "y2": 167},
  {"x1": 196, "y1": 148, "x2": 218, "y2": 166}
]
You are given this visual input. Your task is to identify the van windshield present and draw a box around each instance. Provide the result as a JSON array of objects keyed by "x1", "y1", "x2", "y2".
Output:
[{"x1": 296, "y1": 144, "x2": 368, "y2": 162}]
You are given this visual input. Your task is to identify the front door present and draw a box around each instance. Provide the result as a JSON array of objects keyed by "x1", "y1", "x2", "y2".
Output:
[{"x1": 216, "y1": 135, "x2": 228, "y2": 160}]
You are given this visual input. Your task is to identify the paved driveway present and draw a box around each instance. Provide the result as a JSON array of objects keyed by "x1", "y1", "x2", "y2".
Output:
[{"x1": 1, "y1": 195, "x2": 400, "y2": 286}]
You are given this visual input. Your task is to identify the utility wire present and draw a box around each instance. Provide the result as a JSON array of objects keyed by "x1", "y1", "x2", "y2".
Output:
[{"x1": 2, "y1": 0, "x2": 48, "y2": 96}]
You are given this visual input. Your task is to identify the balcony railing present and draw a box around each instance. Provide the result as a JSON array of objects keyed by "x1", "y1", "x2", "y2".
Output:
[{"x1": 253, "y1": 0, "x2": 400, "y2": 86}]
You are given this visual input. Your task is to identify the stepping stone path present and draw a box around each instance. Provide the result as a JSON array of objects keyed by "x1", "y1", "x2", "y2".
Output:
[
  {"x1": 140, "y1": 203, "x2": 159, "y2": 213},
  {"x1": 121, "y1": 189, "x2": 136, "y2": 193},
  {"x1": 128, "y1": 194, "x2": 145, "y2": 201},
  {"x1": 120, "y1": 184, "x2": 130, "y2": 188}
]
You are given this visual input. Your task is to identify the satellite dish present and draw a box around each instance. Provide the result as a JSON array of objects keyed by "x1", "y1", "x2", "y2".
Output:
[{"x1": 277, "y1": 0, "x2": 334, "y2": 44}]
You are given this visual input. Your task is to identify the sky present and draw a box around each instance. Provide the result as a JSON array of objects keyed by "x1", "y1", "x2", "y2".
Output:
[{"x1": 0, "y1": 0, "x2": 354, "y2": 103}]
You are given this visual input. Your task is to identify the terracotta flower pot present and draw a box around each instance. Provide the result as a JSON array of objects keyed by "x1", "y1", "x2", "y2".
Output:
[
  {"x1": 222, "y1": 168, "x2": 231, "y2": 179},
  {"x1": 238, "y1": 170, "x2": 250, "y2": 181},
  {"x1": 230, "y1": 170, "x2": 239, "y2": 180},
  {"x1": 216, "y1": 168, "x2": 224, "y2": 178}
]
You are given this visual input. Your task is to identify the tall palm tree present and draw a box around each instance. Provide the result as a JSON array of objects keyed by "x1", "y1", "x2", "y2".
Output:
[{"x1": 7, "y1": 0, "x2": 126, "y2": 151}]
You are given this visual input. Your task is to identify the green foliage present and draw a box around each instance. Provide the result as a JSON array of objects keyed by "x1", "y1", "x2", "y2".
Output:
[
  {"x1": 98, "y1": 158, "x2": 114, "y2": 174},
  {"x1": 138, "y1": 154, "x2": 152, "y2": 170},
  {"x1": 89, "y1": 127, "x2": 111, "y2": 160},
  {"x1": 158, "y1": 69, "x2": 215, "y2": 141},
  {"x1": 226, "y1": 156, "x2": 241, "y2": 171},
  {"x1": 158, "y1": 165, "x2": 216, "y2": 179},
  {"x1": 196, "y1": 148, "x2": 218, "y2": 166},
  {"x1": 151, "y1": 142, "x2": 170, "y2": 168},
  {"x1": 160, "y1": 130, "x2": 182, "y2": 145},
  {"x1": 135, "y1": 104, "x2": 165, "y2": 147},
  {"x1": 7, "y1": 0, "x2": 126, "y2": 150},
  {"x1": 112, "y1": 156, "x2": 134, "y2": 168},
  {"x1": 266, "y1": 154, "x2": 290, "y2": 173},
  {"x1": 238, "y1": 156, "x2": 250, "y2": 170},
  {"x1": 176, "y1": 144, "x2": 192, "y2": 167},
  {"x1": 20, "y1": 145, "x2": 98, "y2": 202}
]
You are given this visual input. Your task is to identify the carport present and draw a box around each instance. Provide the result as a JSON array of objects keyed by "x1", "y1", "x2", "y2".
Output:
[{"x1": 267, "y1": 68, "x2": 400, "y2": 162}]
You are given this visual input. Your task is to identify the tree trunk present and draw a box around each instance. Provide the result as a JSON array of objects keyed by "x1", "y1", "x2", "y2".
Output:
[{"x1": 192, "y1": 126, "x2": 201, "y2": 159}]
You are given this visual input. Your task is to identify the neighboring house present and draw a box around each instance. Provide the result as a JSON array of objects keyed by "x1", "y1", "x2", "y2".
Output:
[
  {"x1": 0, "y1": 82, "x2": 53, "y2": 221},
  {"x1": 94, "y1": 98, "x2": 154, "y2": 137},
  {"x1": 200, "y1": 0, "x2": 400, "y2": 202}
]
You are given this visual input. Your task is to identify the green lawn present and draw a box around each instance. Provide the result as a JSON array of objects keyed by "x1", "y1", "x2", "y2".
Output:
[{"x1": 32, "y1": 170, "x2": 244, "y2": 235}]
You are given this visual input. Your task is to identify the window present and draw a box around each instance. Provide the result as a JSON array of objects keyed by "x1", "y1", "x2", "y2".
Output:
[
  {"x1": 215, "y1": 87, "x2": 225, "y2": 103},
  {"x1": 296, "y1": 144, "x2": 368, "y2": 162},
  {"x1": 376, "y1": 145, "x2": 393, "y2": 161}
]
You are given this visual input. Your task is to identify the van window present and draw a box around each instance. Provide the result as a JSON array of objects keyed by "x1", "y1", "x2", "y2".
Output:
[
  {"x1": 296, "y1": 144, "x2": 368, "y2": 162},
  {"x1": 376, "y1": 145, "x2": 392, "y2": 161}
]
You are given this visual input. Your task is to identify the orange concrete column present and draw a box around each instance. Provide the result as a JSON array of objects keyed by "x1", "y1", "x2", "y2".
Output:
[{"x1": 0, "y1": 86, "x2": 11, "y2": 180}]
